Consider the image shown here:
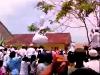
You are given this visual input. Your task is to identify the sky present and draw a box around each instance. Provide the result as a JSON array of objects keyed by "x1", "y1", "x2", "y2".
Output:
[
  {"x1": 0, "y1": 0, "x2": 43, "y2": 33},
  {"x1": 0, "y1": 0, "x2": 97, "y2": 43}
]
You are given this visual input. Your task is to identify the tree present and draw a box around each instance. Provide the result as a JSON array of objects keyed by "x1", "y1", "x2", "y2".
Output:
[
  {"x1": 28, "y1": 23, "x2": 39, "y2": 32},
  {"x1": 28, "y1": 23, "x2": 52, "y2": 33},
  {"x1": 36, "y1": 0, "x2": 100, "y2": 45}
]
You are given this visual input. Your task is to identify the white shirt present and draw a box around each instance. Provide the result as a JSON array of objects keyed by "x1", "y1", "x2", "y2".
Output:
[
  {"x1": 3, "y1": 54, "x2": 9, "y2": 67},
  {"x1": 10, "y1": 48, "x2": 15, "y2": 52},
  {"x1": 0, "y1": 51, "x2": 3, "y2": 60},
  {"x1": 27, "y1": 48, "x2": 35, "y2": 58},
  {"x1": 20, "y1": 61, "x2": 29, "y2": 75},
  {"x1": 18, "y1": 48, "x2": 27, "y2": 57},
  {"x1": 91, "y1": 32, "x2": 100, "y2": 48},
  {"x1": 84, "y1": 60, "x2": 100, "y2": 73},
  {"x1": 34, "y1": 51, "x2": 38, "y2": 58},
  {"x1": 37, "y1": 48, "x2": 43, "y2": 53},
  {"x1": 36, "y1": 63, "x2": 46, "y2": 75}
]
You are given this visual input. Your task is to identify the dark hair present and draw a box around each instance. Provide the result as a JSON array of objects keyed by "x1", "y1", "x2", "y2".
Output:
[
  {"x1": 30, "y1": 55, "x2": 36, "y2": 63},
  {"x1": 39, "y1": 46, "x2": 44, "y2": 49},
  {"x1": 9, "y1": 51, "x2": 16, "y2": 58},
  {"x1": 4, "y1": 48, "x2": 7, "y2": 51},
  {"x1": 67, "y1": 51, "x2": 75, "y2": 63},
  {"x1": 89, "y1": 56, "x2": 99, "y2": 60},
  {"x1": 45, "y1": 53, "x2": 52, "y2": 64},
  {"x1": 0, "y1": 60, "x2": 3, "y2": 67},
  {"x1": 38, "y1": 53, "x2": 46, "y2": 63},
  {"x1": 22, "y1": 45, "x2": 27, "y2": 50},
  {"x1": 70, "y1": 68, "x2": 99, "y2": 75},
  {"x1": 84, "y1": 45, "x2": 89, "y2": 50},
  {"x1": 74, "y1": 48, "x2": 87, "y2": 68},
  {"x1": 54, "y1": 47, "x2": 59, "y2": 50},
  {"x1": 59, "y1": 50, "x2": 63, "y2": 55},
  {"x1": 22, "y1": 57, "x2": 29, "y2": 62},
  {"x1": 95, "y1": 29, "x2": 99, "y2": 32},
  {"x1": 38, "y1": 50, "x2": 41, "y2": 54}
]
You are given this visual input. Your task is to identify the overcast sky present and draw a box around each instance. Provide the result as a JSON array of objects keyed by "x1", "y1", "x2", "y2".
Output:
[
  {"x1": 0, "y1": 0, "x2": 97, "y2": 43},
  {"x1": 0, "y1": 0, "x2": 43, "y2": 33}
]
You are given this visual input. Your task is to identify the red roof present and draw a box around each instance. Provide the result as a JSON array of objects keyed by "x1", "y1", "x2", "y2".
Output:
[{"x1": 5, "y1": 33, "x2": 71, "y2": 45}]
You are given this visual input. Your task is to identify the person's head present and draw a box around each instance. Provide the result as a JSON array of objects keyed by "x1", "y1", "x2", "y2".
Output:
[
  {"x1": 22, "y1": 56, "x2": 29, "y2": 62},
  {"x1": 0, "y1": 46, "x2": 4, "y2": 51},
  {"x1": 22, "y1": 45, "x2": 26, "y2": 49},
  {"x1": 70, "y1": 68, "x2": 99, "y2": 75},
  {"x1": 4, "y1": 48, "x2": 7, "y2": 51},
  {"x1": 29, "y1": 44, "x2": 33, "y2": 48},
  {"x1": 38, "y1": 54, "x2": 46, "y2": 63},
  {"x1": 45, "y1": 53, "x2": 52, "y2": 64},
  {"x1": 94, "y1": 27, "x2": 99, "y2": 32},
  {"x1": 84, "y1": 45, "x2": 89, "y2": 51},
  {"x1": 34, "y1": 47, "x2": 37, "y2": 50},
  {"x1": 91, "y1": 29, "x2": 94, "y2": 33},
  {"x1": 9, "y1": 51, "x2": 16, "y2": 58},
  {"x1": 95, "y1": 29, "x2": 99, "y2": 32},
  {"x1": 75, "y1": 48, "x2": 86, "y2": 58},
  {"x1": 54, "y1": 47, "x2": 59, "y2": 50},
  {"x1": 59, "y1": 50, "x2": 63, "y2": 55},
  {"x1": 39, "y1": 46, "x2": 44, "y2": 49},
  {"x1": 89, "y1": 49, "x2": 98, "y2": 60},
  {"x1": 67, "y1": 51, "x2": 75, "y2": 63},
  {"x1": 0, "y1": 60, "x2": 3, "y2": 67},
  {"x1": 38, "y1": 50, "x2": 41, "y2": 54},
  {"x1": 30, "y1": 55, "x2": 36, "y2": 63},
  {"x1": 74, "y1": 48, "x2": 86, "y2": 68}
]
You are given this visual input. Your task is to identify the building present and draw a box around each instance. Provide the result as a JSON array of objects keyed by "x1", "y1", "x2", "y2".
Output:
[
  {"x1": 0, "y1": 21, "x2": 12, "y2": 42},
  {"x1": 5, "y1": 33, "x2": 71, "y2": 50},
  {"x1": 0, "y1": 21, "x2": 71, "y2": 50}
]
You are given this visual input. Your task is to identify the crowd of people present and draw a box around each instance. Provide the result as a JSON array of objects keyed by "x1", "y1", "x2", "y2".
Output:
[{"x1": 0, "y1": 43, "x2": 100, "y2": 75}]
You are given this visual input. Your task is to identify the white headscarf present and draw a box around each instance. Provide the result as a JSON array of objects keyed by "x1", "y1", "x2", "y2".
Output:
[{"x1": 89, "y1": 49, "x2": 98, "y2": 57}]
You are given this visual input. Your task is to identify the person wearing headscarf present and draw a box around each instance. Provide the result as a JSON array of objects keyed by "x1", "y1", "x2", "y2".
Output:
[{"x1": 84, "y1": 49, "x2": 100, "y2": 73}]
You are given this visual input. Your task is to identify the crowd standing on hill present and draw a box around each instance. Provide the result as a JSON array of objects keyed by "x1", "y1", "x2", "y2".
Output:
[{"x1": 0, "y1": 43, "x2": 100, "y2": 75}]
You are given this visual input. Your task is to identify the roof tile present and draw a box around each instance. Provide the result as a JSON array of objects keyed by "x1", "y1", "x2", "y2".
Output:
[{"x1": 5, "y1": 33, "x2": 71, "y2": 45}]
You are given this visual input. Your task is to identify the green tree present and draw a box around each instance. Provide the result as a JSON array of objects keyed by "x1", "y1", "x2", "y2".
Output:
[
  {"x1": 28, "y1": 23, "x2": 52, "y2": 33},
  {"x1": 28, "y1": 23, "x2": 39, "y2": 32},
  {"x1": 37, "y1": 0, "x2": 100, "y2": 45}
]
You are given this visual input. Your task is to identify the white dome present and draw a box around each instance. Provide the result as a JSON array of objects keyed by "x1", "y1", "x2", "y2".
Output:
[{"x1": 32, "y1": 33, "x2": 48, "y2": 44}]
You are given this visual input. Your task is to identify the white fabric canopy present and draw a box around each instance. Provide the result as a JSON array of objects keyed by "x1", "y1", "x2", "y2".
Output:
[{"x1": 32, "y1": 33, "x2": 48, "y2": 44}]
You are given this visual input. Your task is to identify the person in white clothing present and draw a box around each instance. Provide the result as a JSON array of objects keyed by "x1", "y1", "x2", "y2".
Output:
[
  {"x1": 90, "y1": 29, "x2": 94, "y2": 41},
  {"x1": 18, "y1": 46, "x2": 27, "y2": 57},
  {"x1": 37, "y1": 46, "x2": 44, "y2": 53},
  {"x1": 9, "y1": 46, "x2": 15, "y2": 52},
  {"x1": 36, "y1": 57, "x2": 47, "y2": 75},
  {"x1": 68, "y1": 43, "x2": 75, "y2": 53},
  {"x1": 91, "y1": 28, "x2": 100, "y2": 49},
  {"x1": 84, "y1": 49, "x2": 100, "y2": 73},
  {"x1": 20, "y1": 57, "x2": 30, "y2": 75},
  {"x1": 0, "y1": 50, "x2": 4, "y2": 61},
  {"x1": 27, "y1": 44, "x2": 35, "y2": 58},
  {"x1": 3, "y1": 52, "x2": 10, "y2": 67}
]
